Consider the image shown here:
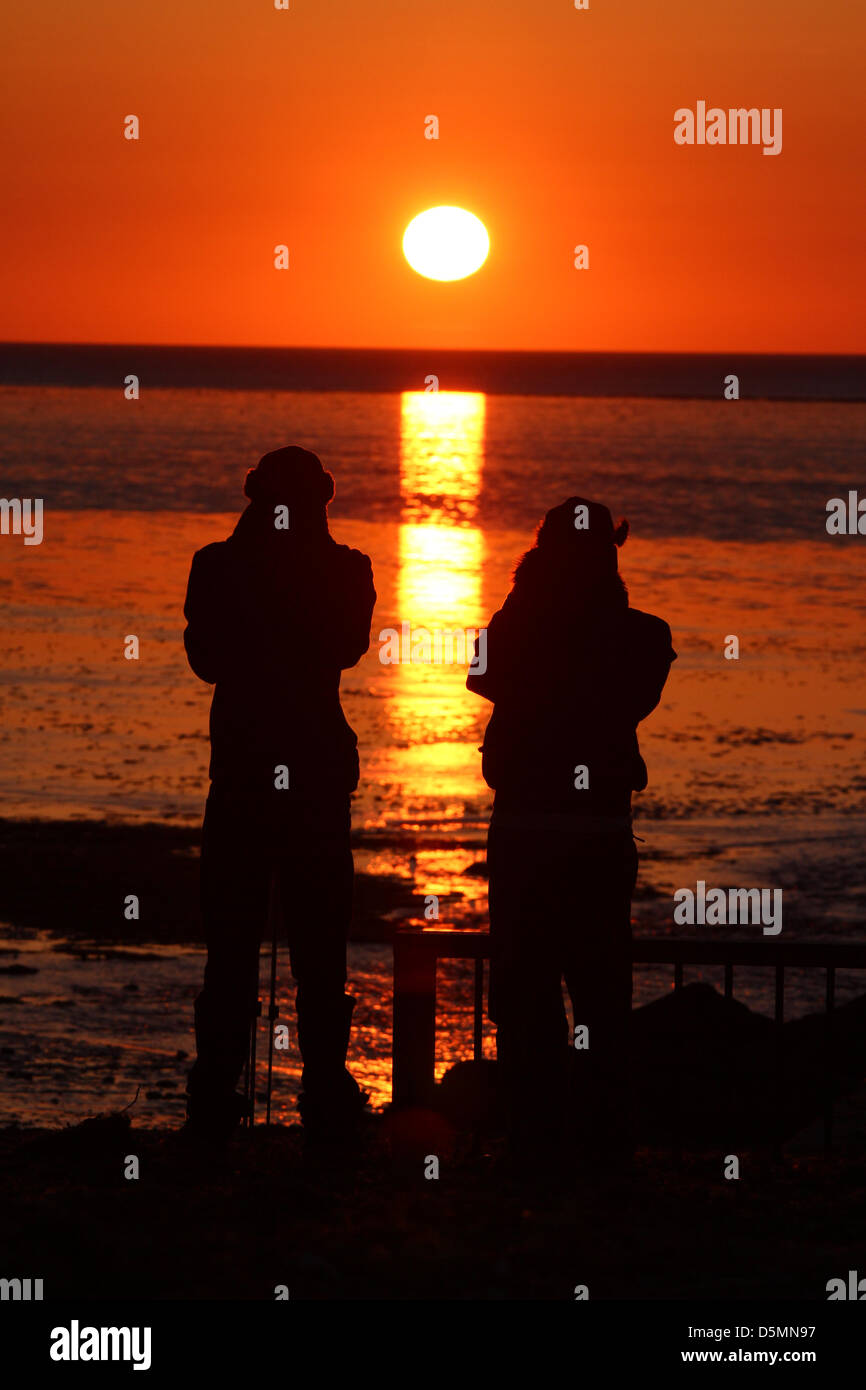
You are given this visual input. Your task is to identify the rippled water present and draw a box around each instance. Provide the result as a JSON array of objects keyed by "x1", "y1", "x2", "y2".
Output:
[{"x1": 1, "y1": 386, "x2": 865, "y2": 1123}]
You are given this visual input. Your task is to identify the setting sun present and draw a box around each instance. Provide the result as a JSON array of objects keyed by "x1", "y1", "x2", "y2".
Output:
[{"x1": 402, "y1": 206, "x2": 490, "y2": 282}]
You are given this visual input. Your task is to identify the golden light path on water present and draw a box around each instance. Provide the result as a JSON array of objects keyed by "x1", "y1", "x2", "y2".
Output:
[
  {"x1": 341, "y1": 392, "x2": 493, "y2": 1111},
  {"x1": 398, "y1": 388, "x2": 485, "y2": 607},
  {"x1": 389, "y1": 391, "x2": 487, "y2": 802}
]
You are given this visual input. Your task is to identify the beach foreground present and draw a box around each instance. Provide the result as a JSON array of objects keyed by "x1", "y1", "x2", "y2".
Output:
[
  {"x1": 2, "y1": 1112, "x2": 864, "y2": 1302},
  {"x1": 4, "y1": 980, "x2": 866, "y2": 1301}
]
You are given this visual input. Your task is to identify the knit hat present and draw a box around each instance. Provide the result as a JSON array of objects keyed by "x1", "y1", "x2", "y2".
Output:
[
  {"x1": 243, "y1": 447, "x2": 335, "y2": 507},
  {"x1": 538, "y1": 496, "x2": 629, "y2": 553}
]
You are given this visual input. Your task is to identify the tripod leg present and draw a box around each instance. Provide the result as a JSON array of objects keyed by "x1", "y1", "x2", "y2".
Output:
[
  {"x1": 266, "y1": 868, "x2": 280, "y2": 1126},
  {"x1": 248, "y1": 946, "x2": 262, "y2": 1128}
]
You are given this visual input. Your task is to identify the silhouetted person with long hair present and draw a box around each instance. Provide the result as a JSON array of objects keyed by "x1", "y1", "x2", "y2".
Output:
[
  {"x1": 183, "y1": 447, "x2": 376, "y2": 1143},
  {"x1": 467, "y1": 497, "x2": 676, "y2": 1172}
]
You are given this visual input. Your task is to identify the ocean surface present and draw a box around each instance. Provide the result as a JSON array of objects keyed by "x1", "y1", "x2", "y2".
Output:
[{"x1": 1, "y1": 366, "x2": 865, "y2": 1124}]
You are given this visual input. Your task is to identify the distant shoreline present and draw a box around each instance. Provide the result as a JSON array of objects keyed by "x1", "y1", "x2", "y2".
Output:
[{"x1": 2, "y1": 343, "x2": 864, "y2": 401}]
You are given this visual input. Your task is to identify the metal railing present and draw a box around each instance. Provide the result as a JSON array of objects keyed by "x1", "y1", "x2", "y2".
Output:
[{"x1": 392, "y1": 928, "x2": 866, "y2": 1149}]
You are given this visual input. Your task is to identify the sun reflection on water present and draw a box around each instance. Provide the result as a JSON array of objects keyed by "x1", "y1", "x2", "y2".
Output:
[
  {"x1": 397, "y1": 389, "x2": 485, "y2": 625},
  {"x1": 387, "y1": 392, "x2": 487, "y2": 822}
]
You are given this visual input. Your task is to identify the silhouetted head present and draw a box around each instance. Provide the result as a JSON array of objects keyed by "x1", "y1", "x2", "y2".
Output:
[
  {"x1": 513, "y1": 495, "x2": 629, "y2": 613},
  {"x1": 244, "y1": 446, "x2": 335, "y2": 511},
  {"x1": 535, "y1": 496, "x2": 628, "y2": 569},
  {"x1": 238, "y1": 446, "x2": 335, "y2": 544}
]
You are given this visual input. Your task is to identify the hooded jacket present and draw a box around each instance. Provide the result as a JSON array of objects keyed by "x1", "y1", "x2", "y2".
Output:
[{"x1": 467, "y1": 554, "x2": 676, "y2": 816}]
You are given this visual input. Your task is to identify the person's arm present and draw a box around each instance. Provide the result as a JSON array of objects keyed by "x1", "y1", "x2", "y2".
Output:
[
  {"x1": 183, "y1": 547, "x2": 226, "y2": 684},
  {"x1": 466, "y1": 606, "x2": 508, "y2": 703},
  {"x1": 333, "y1": 550, "x2": 376, "y2": 669},
  {"x1": 627, "y1": 618, "x2": 677, "y2": 724}
]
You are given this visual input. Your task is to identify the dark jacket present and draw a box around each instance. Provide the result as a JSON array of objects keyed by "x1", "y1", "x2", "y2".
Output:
[
  {"x1": 183, "y1": 506, "x2": 376, "y2": 796},
  {"x1": 467, "y1": 585, "x2": 676, "y2": 815}
]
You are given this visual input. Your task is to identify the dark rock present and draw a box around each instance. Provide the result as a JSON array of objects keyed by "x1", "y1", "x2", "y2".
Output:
[{"x1": 432, "y1": 984, "x2": 866, "y2": 1148}]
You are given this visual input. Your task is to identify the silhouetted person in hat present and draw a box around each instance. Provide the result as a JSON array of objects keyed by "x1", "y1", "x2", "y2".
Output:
[
  {"x1": 183, "y1": 447, "x2": 376, "y2": 1143},
  {"x1": 467, "y1": 497, "x2": 676, "y2": 1172}
]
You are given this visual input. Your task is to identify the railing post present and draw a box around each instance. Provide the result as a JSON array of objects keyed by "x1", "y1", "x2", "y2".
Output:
[
  {"x1": 723, "y1": 962, "x2": 734, "y2": 1132},
  {"x1": 824, "y1": 966, "x2": 836, "y2": 1152},
  {"x1": 773, "y1": 964, "x2": 785, "y2": 1155},
  {"x1": 392, "y1": 933, "x2": 437, "y2": 1109},
  {"x1": 673, "y1": 961, "x2": 683, "y2": 1163}
]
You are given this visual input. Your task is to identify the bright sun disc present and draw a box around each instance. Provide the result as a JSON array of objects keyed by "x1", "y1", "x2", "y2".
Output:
[{"x1": 403, "y1": 206, "x2": 490, "y2": 281}]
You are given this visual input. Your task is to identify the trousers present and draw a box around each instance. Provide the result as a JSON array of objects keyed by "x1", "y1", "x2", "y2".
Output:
[
  {"x1": 487, "y1": 814, "x2": 638, "y2": 1157},
  {"x1": 186, "y1": 781, "x2": 357, "y2": 1114}
]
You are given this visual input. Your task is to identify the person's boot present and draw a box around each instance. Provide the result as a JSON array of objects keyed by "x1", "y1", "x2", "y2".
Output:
[
  {"x1": 184, "y1": 985, "x2": 254, "y2": 1145},
  {"x1": 296, "y1": 993, "x2": 369, "y2": 1143},
  {"x1": 181, "y1": 1088, "x2": 247, "y2": 1146}
]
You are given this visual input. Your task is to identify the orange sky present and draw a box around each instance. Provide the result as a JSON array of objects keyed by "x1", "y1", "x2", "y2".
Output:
[{"x1": 3, "y1": 0, "x2": 864, "y2": 352}]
